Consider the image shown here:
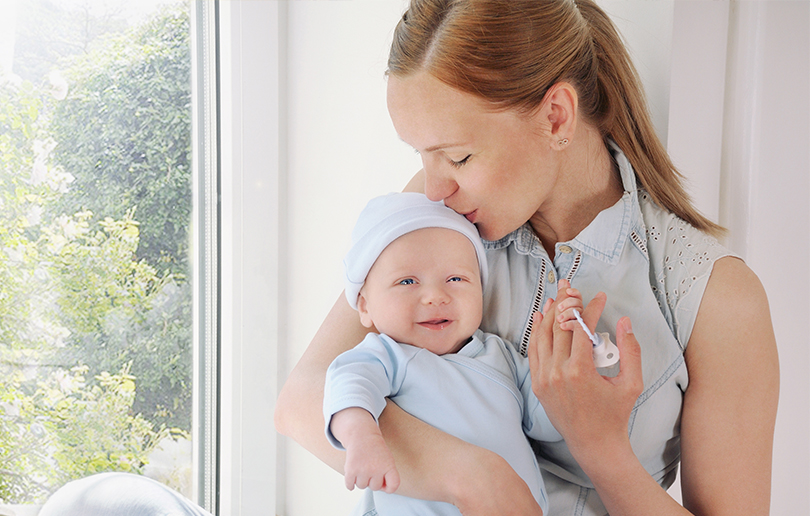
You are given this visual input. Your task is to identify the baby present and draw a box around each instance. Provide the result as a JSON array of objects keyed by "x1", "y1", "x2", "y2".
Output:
[{"x1": 324, "y1": 192, "x2": 583, "y2": 515}]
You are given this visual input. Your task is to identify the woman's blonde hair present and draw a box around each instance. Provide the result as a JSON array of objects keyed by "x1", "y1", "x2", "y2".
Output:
[{"x1": 388, "y1": 0, "x2": 723, "y2": 236}]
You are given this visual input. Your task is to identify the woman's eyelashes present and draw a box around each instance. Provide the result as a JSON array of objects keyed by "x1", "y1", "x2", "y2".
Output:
[
  {"x1": 449, "y1": 154, "x2": 472, "y2": 168},
  {"x1": 411, "y1": 147, "x2": 471, "y2": 169}
]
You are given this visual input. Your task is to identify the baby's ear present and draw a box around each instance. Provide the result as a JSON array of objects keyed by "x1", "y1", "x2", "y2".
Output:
[{"x1": 356, "y1": 293, "x2": 374, "y2": 328}]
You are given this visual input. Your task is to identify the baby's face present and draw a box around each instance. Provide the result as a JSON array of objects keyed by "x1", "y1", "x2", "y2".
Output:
[{"x1": 357, "y1": 227, "x2": 483, "y2": 355}]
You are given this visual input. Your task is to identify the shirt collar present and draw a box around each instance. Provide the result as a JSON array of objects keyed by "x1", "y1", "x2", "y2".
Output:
[{"x1": 484, "y1": 141, "x2": 640, "y2": 265}]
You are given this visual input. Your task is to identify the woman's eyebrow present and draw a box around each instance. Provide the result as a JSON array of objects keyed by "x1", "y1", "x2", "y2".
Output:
[
  {"x1": 397, "y1": 136, "x2": 467, "y2": 153},
  {"x1": 425, "y1": 142, "x2": 464, "y2": 152}
]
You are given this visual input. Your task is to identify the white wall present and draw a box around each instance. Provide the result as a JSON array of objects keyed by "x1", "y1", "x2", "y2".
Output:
[
  {"x1": 664, "y1": 2, "x2": 810, "y2": 513},
  {"x1": 715, "y1": 4, "x2": 809, "y2": 515},
  {"x1": 281, "y1": 2, "x2": 419, "y2": 513},
  {"x1": 261, "y1": 1, "x2": 810, "y2": 514}
]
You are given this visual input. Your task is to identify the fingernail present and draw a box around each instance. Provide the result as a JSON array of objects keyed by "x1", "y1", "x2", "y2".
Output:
[{"x1": 623, "y1": 317, "x2": 633, "y2": 334}]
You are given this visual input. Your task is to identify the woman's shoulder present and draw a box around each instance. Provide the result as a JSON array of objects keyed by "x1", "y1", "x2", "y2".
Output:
[
  {"x1": 637, "y1": 190, "x2": 730, "y2": 257},
  {"x1": 637, "y1": 189, "x2": 735, "y2": 272},
  {"x1": 636, "y1": 190, "x2": 738, "y2": 347}
]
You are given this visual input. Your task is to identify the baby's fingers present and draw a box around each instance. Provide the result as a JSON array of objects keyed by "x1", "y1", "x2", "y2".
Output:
[
  {"x1": 556, "y1": 297, "x2": 585, "y2": 330},
  {"x1": 367, "y1": 473, "x2": 384, "y2": 492},
  {"x1": 382, "y1": 468, "x2": 401, "y2": 494}
]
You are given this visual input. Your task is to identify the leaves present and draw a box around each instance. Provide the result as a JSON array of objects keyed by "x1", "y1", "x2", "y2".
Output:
[
  {"x1": 0, "y1": 2, "x2": 192, "y2": 503},
  {"x1": 49, "y1": 4, "x2": 192, "y2": 276}
]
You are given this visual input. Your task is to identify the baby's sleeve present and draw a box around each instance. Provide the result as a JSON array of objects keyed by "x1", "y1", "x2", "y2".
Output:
[
  {"x1": 323, "y1": 333, "x2": 411, "y2": 449},
  {"x1": 507, "y1": 341, "x2": 564, "y2": 443}
]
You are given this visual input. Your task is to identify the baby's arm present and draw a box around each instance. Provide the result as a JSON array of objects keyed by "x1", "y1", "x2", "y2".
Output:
[{"x1": 330, "y1": 407, "x2": 401, "y2": 493}]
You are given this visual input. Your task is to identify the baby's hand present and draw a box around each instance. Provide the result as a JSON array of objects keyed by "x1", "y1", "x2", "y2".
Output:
[
  {"x1": 545, "y1": 280, "x2": 585, "y2": 332},
  {"x1": 343, "y1": 432, "x2": 400, "y2": 493}
]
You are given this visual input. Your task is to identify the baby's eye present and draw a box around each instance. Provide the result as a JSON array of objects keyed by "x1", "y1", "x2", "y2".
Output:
[
  {"x1": 398, "y1": 278, "x2": 415, "y2": 285},
  {"x1": 448, "y1": 276, "x2": 463, "y2": 282}
]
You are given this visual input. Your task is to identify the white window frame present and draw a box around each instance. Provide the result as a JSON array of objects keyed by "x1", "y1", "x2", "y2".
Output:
[
  {"x1": 191, "y1": 0, "x2": 221, "y2": 510},
  {"x1": 217, "y1": 1, "x2": 285, "y2": 514}
]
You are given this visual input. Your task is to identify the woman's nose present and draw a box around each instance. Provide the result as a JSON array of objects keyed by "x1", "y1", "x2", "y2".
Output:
[{"x1": 423, "y1": 166, "x2": 458, "y2": 202}]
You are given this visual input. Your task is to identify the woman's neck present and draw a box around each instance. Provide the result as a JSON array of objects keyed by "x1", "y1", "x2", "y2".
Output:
[{"x1": 529, "y1": 134, "x2": 623, "y2": 258}]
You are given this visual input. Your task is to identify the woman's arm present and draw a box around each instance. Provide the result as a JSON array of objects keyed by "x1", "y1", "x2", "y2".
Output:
[
  {"x1": 530, "y1": 260, "x2": 779, "y2": 516},
  {"x1": 678, "y1": 257, "x2": 778, "y2": 514},
  {"x1": 595, "y1": 257, "x2": 778, "y2": 515},
  {"x1": 274, "y1": 296, "x2": 368, "y2": 472},
  {"x1": 275, "y1": 293, "x2": 542, "y2": 515}
]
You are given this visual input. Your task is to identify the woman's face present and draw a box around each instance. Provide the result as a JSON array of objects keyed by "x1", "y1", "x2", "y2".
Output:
[{"x1": 387, "y1": 72, "x2": 559, "y2": 241}]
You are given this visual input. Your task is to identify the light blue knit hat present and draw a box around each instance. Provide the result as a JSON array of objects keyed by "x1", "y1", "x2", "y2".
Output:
[{"x1": 343, "y1": 192, "x2": 488, "y2": 310}]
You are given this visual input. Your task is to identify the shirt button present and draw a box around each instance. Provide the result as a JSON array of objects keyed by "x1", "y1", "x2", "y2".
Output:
[
  {"x1": 548, "y1": 270, "x2": 556, "y2": 284},
  {"x1": 559, "y1": 245, "x2": 573, "y2": 254}
]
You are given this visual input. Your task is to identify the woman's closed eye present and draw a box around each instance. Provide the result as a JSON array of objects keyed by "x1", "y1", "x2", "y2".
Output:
[{"x1": 449, "y1": 154, "x2": 472, "y2": 168}]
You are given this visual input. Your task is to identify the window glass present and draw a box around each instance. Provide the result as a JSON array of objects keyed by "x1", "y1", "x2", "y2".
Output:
[{"x1": 0, "y1": 0, "x2": 193, "y2": 506}]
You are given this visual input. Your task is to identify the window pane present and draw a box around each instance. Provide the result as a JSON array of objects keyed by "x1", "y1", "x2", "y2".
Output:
[{"x1": 0, "y1": 0, "x2": 195, "y2": 507}]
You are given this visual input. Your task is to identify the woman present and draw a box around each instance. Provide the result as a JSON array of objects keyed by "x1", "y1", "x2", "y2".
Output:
[{"x1": 274, "y1": 1, "x2": 779, "y2": 515}]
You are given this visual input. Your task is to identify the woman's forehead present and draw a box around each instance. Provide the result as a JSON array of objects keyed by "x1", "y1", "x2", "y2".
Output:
[{"x1": 387, "y1": 73, "x2": 512, "y2": 150}]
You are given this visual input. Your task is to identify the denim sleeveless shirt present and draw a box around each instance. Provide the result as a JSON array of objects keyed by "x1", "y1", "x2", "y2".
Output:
[{"x1": 479, "y1": 142, "x2": 736, "y2": 516}]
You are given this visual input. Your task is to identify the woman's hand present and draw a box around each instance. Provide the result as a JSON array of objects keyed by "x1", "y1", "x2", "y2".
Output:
[{"x1": 527, "y1": 280, "x2": 643, "y2": 468}]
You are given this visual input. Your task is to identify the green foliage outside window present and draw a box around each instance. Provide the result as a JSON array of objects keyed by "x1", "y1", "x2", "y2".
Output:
[{"x1": 0, "y1": 3, "x2": 192, "y2": 504}]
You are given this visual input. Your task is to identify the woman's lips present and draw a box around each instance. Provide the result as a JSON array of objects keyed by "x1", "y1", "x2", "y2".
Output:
[{"x1": 418, "y1": 319, "x2": 452, "y2": 330}]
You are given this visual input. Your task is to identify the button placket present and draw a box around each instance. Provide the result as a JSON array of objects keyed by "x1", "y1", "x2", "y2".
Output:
[{"x1": 552, "y1": 243, "x2": 579, "y2": 285}]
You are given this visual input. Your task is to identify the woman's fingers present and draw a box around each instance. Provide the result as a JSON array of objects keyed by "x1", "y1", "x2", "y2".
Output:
[
  {"x1": 581, "y1": 291, "x2": 607, "y2": 329},
  {"x1": 555, "y1": 287, "x2": 585, "y2": 331},
  {"x1": 615, "y1": 317, "x2": 643, "y2": 394},
  {"x1": 569, "y1": 291, "x2": 607, "y2": 365},
  {"x1": 530, "y1": 282, "x2": 616, "y2": 378},
  {"x1": 549, "y1": 281, "x2": 575, "y2": 365},
  {"x1": 530, "y1": 280, "x2": 580, "y2": 368}
]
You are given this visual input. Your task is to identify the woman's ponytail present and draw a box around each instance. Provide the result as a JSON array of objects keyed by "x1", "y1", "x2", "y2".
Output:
[{"x1": 575, "y1": 0, "x2": 724, "y2": 236}]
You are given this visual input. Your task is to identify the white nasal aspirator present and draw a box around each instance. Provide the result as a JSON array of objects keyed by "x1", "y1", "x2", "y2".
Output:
[{"x1": 572, "y1": 309, "x2": 620, "y2": 369}]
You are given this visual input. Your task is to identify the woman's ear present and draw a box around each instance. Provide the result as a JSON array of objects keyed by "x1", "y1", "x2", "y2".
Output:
[
  {"x1": 536, "y1": 82, "x2": 578, "y2": 149},
  {"x1": 356, "y1": 292, "x2": 374, "y2": 329}
]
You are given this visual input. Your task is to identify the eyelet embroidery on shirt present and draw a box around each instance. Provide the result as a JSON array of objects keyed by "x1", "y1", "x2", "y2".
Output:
[
  {"x1": 519, "y1": 260, "x2": 547, "y2": 356},
  {"x1": 645, "y1": 208, "x2": 728, "y2": 337}
]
